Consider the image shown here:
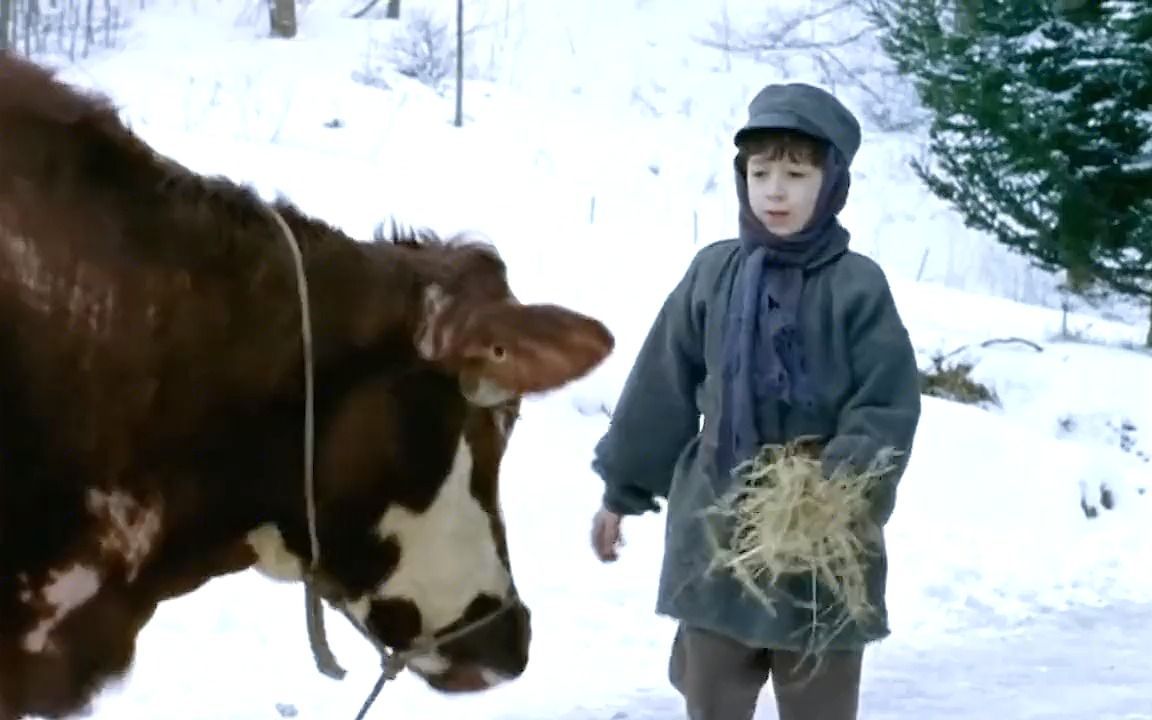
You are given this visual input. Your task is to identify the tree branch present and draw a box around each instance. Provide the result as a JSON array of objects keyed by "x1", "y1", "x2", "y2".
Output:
[{"x1": 350, "y1": 0, "x2": 382, "y2": 20}]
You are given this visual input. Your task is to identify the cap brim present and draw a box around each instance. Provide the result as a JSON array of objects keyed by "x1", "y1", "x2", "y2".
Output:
[{"x1": 733, "y1": 111, "x2": 828, "y2": 146}]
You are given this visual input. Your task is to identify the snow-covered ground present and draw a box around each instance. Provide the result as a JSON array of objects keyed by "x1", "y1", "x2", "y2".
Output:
[{"x1": 16, "y1": 0, "x2": 1152, "y2": 717}]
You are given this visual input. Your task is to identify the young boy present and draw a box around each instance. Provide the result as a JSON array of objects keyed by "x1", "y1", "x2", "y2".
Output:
[{"x1": 589, "y1": 82, "x2": 922, "y2": 720}]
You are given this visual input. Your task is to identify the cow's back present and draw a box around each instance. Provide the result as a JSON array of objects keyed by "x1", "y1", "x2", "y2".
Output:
[{"x1": 0, "y1": 51, "x2": 314, "y2": 454}]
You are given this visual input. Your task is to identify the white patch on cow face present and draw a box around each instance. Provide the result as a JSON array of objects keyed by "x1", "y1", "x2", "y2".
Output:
[
  {"x1": 462, "y1": 376, "x2": 515, "y2": 408},
  {"x1": 415, "y1": 284, "x2": 453, "y2": 361},
  {"x1": 368, "y1": 437, "x2": 510, "y2": 634},
  {"x1": 246, "y1": 523, "x2": 305, "y2": 582},
  {"x1": 22, "y1": 564, "x2": 102, "y2": 653},
  {"x1": 86, "y1": 489, "x2": 162, "y2": 581}
]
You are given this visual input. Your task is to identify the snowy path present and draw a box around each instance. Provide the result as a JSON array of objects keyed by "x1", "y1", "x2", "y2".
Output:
[
  {"x1": 856, "y1": 602, "x2": 1152, "y2": 720},
  {"x1": 525, "y1": 602, "x2": 1152, "y2": 720}
]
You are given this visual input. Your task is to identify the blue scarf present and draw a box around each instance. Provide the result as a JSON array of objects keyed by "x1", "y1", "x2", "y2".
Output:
[{"x1": 715, "y1": 148, "x2": 852, "y2": 486}]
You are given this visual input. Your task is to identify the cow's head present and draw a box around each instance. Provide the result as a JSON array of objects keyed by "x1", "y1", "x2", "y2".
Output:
[{"x1": 249, "y1": 233, "x2": 612, "y2": 693}]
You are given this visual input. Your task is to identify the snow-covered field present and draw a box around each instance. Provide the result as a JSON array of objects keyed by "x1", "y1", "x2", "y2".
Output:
[{"x1": 16, "y1": 0, "x2": 1152, "y2": 716}]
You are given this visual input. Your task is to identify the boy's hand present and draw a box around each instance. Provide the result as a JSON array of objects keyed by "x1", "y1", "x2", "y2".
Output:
[{"x1": 590, "y1": 507, "x2": 623, "y2": 562}]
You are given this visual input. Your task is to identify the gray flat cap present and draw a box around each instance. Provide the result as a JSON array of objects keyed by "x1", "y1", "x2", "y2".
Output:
[{"x1": 734, "y1": 83, "x2": 862, "y2": 164}]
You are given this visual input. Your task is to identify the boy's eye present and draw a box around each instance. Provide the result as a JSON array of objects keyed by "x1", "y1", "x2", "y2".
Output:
[{"x1": 788, "y1": 171, "x2": 808, "y2": 179}]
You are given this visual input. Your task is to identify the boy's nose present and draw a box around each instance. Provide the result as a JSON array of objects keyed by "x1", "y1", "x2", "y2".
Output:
[{"x1": 764, "y1": 177, "x2": 785, "y2": 198}]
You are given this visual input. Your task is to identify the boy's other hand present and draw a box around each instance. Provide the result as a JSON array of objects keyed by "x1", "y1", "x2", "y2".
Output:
[{"x1": 591, "y1": 507, "x2": 623, "y2": 563}]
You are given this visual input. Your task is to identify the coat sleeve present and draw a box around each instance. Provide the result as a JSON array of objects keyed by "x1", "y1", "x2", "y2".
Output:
[
  {"x1": 591, "y1": 254, "x2": 707, "y2": 516},
  {"x1": 820, "y1": 262, "x2": 922, "y2": 525}
]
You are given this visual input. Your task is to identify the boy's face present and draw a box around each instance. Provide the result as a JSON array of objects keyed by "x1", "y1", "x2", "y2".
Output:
[{"x1": 745, "y1": 152, "x2": 825, "y2": 238}]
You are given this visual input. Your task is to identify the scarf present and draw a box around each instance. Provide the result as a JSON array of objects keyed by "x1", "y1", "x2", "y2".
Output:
[{"x1": 715, "y1": 148, "x2": 852, "y2": 487}]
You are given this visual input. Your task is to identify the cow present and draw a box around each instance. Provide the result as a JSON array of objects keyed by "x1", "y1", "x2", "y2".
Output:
[{"x1": 0, "y1": 51, "x2": 614, "y2": 720}]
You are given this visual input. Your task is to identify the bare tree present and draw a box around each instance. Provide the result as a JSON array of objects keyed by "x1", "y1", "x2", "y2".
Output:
[
  {"x1": 3, "y1": 0, "x2": 129, "y2": 60},
  {"x1": 1, "y1": 0, "x2": 12, "y2": 50},
  {"x1": 350, "y1": 0, "x2": 398, "y2": 21},
  {"x1": 386, "y1": 8, "x2": 455, "y2": 90},
  {"x1": 20, "y1": 0, "x2": 34, "y2": 55},
  {"x1": 269, "y1": 0, "x2": 296, "y2": 38},
  {"x1": 453, "y1": 0, "x2": 462, "y2": 127},
  {"x1": 697, "y1": 0, "x2": 923, "y2": 132}
]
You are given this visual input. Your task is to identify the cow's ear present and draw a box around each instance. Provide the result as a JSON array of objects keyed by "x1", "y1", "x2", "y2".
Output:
[{"x1": 415, "y1": 286, "x2": 614, "y2": 405}]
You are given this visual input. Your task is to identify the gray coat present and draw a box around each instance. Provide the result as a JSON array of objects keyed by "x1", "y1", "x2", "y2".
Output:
[{"x1": 592, "y1": 239, "x2": 922, "y2": 651}]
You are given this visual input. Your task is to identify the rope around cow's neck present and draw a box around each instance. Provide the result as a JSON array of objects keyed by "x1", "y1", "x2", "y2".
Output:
[
  {"x1": 264, "y1": 204, "x2": 391, "y2": 717},
  {"x1": 266, "y1": 202, "x2": 521, "y2": 718},
  {"x1": 262, "y1": 206, "x2": 332, "y2": 661}
]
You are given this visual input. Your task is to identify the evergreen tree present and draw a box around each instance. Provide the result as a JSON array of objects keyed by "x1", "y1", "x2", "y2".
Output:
[
  {"x1": 1102, "y1": 0, "x2": 1152, "y2": 337},
  {"x1": 866, "y1": 0, "x2": 1152, "y2": 344}
]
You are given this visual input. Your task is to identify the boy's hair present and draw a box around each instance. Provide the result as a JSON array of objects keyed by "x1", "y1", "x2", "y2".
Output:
[{"x1": 736, "y1": 129, "x2": 828, "y2": 171}]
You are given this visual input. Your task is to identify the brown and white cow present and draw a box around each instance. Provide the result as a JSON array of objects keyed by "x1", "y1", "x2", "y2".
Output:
[{"x1": 0, "y1": 51, "x2": 614, "y2": 719}]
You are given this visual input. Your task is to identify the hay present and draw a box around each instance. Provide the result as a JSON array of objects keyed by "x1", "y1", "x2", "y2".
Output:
[{"x1": 706, "y1": 438, "x2": 898, "y2": 653}]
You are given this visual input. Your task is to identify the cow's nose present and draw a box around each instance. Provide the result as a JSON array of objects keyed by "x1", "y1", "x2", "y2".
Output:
[
  {"x1": 429, "y1": 665, "x2": 491, "y2": 693},
  {"x1": 475, "y1": 598, "x2": 530, "y2": 677},
  {"x1": 469, "y1": 599, "x2": 531, "y2": 679},
  {"x1": 506, "y1": 600, "x2": 531, "y2": 674}
]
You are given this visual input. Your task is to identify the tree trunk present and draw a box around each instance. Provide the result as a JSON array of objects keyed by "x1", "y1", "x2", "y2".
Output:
[
  {"x1": 269, "y1": 0, "x2": 296, "y2": 38},
  {"x1": 954, "y1": 0, "x2": 980, "y2": 33},
  {"x1": 83, "y1": 0, "x2": 95, "y2": 57},
  {"x1": 453, "y1": 0, "x2": 463, "y2": 127},
  {"x1": 0, "y1": 0, "x2": 11, "y2": 51},
  {"x1": 1146, "y1": 301, "x2": 1152, "y2": 348},
  {"x1": 23, "y1": 0, "x2": 35, "y2": 56},
  {"x1": 385, "y1": 0, "x2": 399, "y2": 19}
]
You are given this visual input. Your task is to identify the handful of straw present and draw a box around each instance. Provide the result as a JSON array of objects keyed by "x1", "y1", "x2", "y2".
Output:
[{"x1": 707, "y1": 438, "x2": 897, "y2": 636}]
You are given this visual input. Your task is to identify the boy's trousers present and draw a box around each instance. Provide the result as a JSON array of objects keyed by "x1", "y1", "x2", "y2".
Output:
[{"x1": 668, "y1": 623, "x2": 863, "y2": 720}]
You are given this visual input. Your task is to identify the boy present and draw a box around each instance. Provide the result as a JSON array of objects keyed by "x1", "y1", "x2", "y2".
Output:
[{"x1": 589, "y1": 82, "x2": 922, "y2": 720}]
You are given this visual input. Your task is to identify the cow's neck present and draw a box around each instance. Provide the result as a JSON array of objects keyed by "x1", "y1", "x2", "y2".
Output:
[{"x1": 163, "y1": 206, "x2": 427, "y2": 587}]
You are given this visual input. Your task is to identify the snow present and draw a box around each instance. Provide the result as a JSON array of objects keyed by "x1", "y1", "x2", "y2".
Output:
[{"x1": 16, "y1": 0, "x2": 1152, "y2": 717}]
